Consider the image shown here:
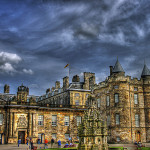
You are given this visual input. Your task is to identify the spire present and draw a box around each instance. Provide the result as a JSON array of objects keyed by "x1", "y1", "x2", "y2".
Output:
[
  {"x1": 112, "y1": 58, "x2": 124, "y2": 73},
  {"x1": 141, "y1": 63, "x2": 150, "y2": 77}
]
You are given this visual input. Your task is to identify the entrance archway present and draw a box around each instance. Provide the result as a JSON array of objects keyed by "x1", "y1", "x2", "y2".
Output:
[
  {"x1": 135, "y1": 131, "x2": 141, "y2": 142},
  {"x1": 18, "y1": 131, "x2": 25, "y2": 144}
]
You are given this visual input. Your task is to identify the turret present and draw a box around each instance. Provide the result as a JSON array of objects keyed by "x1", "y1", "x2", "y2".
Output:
[{"x1": 111, "y1": 58, "x2": 125, "y2": 76}]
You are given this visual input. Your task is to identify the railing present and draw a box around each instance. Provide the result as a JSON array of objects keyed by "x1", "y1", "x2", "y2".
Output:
[{"x1": 3, "y1": 101, "x2": 87, "y2": 109}]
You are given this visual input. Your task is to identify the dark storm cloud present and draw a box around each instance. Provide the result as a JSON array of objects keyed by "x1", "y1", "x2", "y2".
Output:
[{"x1": 0, "y1": 0, "x2": 150, "y2": 95}]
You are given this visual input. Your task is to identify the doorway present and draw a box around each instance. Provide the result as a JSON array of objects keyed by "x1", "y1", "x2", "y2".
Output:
[
  {"x1": 135, "y1": 131, "x2": 141, "y2": 142},
  {"x1": 18, "y1": 131, "x2": 25, "y2": 144}
]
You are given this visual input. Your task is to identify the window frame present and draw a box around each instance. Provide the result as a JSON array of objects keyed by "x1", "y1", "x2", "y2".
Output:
[
  {"x1": 97, "y1": 98, "x2": 100, "y2": 108},
  {"x1": 134, "y1": 93, "x2": 138, "y2": 105},
  {"x1": 0, "y1": 114, "x2": 3, "y2": 125},
  {"x1": 115, "y1": 114, "x2": 120, "y2": 125},
  {"x1": 135, "y1": 114, "x2": 140, "y2": 127},
  {"x1": 64, "y1": 116, "x2": 69, "y2": 126},
  {"x1": 77, "y1": 116, "x2": 82, "y2": 126},
  {"x1": 106, "y1": 95, "x2": 110, "y2": 106},
  {"x1": 38, "y1": 115, "x2": 44, "y2": 126},
  {"x1": 114, "y1": 93, "x2": 119, "y2": 103},
  {"x1": 52, "y1": 115, "x2": 57, "y2": 126}
]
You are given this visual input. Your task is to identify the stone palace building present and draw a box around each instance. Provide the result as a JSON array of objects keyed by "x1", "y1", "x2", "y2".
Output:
[{"x1": 0, "y1": 59, "x2": 150, "y2": 144}]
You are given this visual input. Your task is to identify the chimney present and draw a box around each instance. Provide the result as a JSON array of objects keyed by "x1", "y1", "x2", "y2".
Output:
[
  {"x1": 72, "y1": 75, "x2": 80, "y2": 82},
  {"x1": 46, "y1": 88, "x2": 50, "y2": 94},
  {"x1": 109, "y1": 66, "x2": 113, "y2": 76},
  {"x1": 55, "y1": 81, "x2": 60, "y2": 89},
  {"x1": 63, "y1": 76, "x2": 69, "y2": 91},
  {"x1": 4, "y1": 84, "x2": 9, "y2": 93}
]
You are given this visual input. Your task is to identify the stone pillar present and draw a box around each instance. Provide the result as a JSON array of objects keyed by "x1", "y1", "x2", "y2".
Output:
[
  {"x1": 9, "y1": 113, "x2": 13, "y2": 137},
  {"x1": 28, "y1": 113, "x2": 32, "y2": 137}
]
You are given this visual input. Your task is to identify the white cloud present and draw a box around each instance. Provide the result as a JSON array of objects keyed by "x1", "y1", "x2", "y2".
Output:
[
  {"x1": 0, "y1": 63, "x2": 16, "y2": 73},
  {"x1": 23, "y1": 69, "x2": 34, "y2": 75},
  {"x1": 0, "y1": 51, "x2": 22, "y2": 64}
]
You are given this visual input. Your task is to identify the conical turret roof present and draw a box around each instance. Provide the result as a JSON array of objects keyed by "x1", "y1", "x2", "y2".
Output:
[
  {"x1": 112, "y1": 58, "x2": 124, "y2": 73},
  {"x1": 141, "y1": 63, "x2": 150, "y2": 77}
]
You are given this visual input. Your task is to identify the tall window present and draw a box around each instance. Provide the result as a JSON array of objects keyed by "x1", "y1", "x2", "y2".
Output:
[
  {"x1": 115, "y1": 114, "x2": 120, "y2": 125},
  {"x1": 75, "y1": 100, "x2": 80, "y2": 105},
  {"x1": 0, "y1": 114, "x2": 3, "y2": 125},
  {"x1": 75, "y1": 93, "x2": 79, "y2": 97},
  {"x1": 52, "y1": 115, "x2": 57, "y2": 126},
  {"x1": 77, "y1": 116, "x2": 82, "y2": 126},
  {"x1": 134, "y1": 94, "x2": 138, "y2": 104},
  {"x1": 106, "y1": 96, "x2": 110, "y2": 106},
  {"x1": 52, "y1": 133, "x2": 56, "y2": 139},
  {"x1": 134, "y1": 87, "x2": 138, "y2": 91},
  {"x1": 115, "y1": 94, "x2": 119, "y2": 103},
  {"x1": 97, "y1": 99, "x2": 100, "y2": 108},
  {"x1": 65, "y1": 134, "x2": 70, "y2": 140},
  {"x1": 135, "y1": 114, "x2": 140, "y2": 127},
  {"x1": 64, "y1": 116, "x2": 69, "y2": 126},
  {"x1": 107, "y1": 115, "x2": 111, "y2": 126},
  {"x1": 38, "y1": 115, "x2": 44, "y2": 126}
]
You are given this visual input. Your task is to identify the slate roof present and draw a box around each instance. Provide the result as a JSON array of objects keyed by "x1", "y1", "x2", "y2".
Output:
[
  {"x1": 141, "y1": 64, "x2": 150, "y2": 76},
  {"x1": 112, "y1": 59, "x2": 124, "y2": 73}
]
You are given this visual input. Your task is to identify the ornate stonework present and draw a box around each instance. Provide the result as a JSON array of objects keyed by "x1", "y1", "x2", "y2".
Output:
[{"x1": 78, "y1": 96, "x2": 108, "y2": 150}]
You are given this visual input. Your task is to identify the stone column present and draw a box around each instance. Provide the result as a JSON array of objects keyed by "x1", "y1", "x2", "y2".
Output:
[{"x1": 9, "y1": 112, "x2": 13, "y2": 137}]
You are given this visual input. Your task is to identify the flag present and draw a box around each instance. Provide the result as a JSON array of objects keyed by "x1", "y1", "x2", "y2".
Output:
[{"x1": 64, "y1": 64, "x2": 69, "y2": 68}]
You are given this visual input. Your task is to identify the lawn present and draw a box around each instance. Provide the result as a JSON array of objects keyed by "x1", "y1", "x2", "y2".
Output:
[
  {"x1": 137, "y1": 148, "x2": 150, "y2": 150},
  {"x1": 38, "y1": 148, "x2": 77, "y2": 150},
  {"x1": 109, "y1": 147, "x2": 124, "y2": 150}
]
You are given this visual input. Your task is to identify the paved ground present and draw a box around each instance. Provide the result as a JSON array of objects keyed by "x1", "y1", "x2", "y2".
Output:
[{"x1": 0, "y1": 143, "x2": 150, "y2": 150}]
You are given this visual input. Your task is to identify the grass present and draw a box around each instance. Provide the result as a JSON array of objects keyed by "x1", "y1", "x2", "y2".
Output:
[
  {"x1": 109, "y1": 147, "x2": 124, "y2": 150},
  {"x1": 38, "y1": 148, "x2": 77, "y2": 150},
  {"x1": 137, "y1": 148, "x2": 150, "y2": 150}
]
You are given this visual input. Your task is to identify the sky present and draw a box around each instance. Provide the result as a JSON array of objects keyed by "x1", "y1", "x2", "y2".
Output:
[{"x1": 0, "y1": 0, "x2": 150, "y2": 96}]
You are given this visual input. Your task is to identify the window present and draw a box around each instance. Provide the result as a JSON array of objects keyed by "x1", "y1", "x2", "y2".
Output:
[
  {"x1": 65, "y1": 134, "x2": 70, "y2": 140},
  {"x1": 52, "y1": 133, "x2": 56, "y2": 139},
  {"x1": 38, "y1": 115, "x2": 44, "y2": 126},
  {"x1": 107, "y1": 115, "x2": 111, "y2": 126},
  {"x1": 0, "y1": 114, "x2": 3, "y2": 125},
  {"x1": 52, "y1": 115, "x2": 57, "y2": 126},
  {"x1": 106, "y1": 96, "x2": 110, "y2": 106},
  {"x1": 115, "y1": 114, "x2": 120, "y2": 125},
  {"x1": 115, "y1": 94, "x2": 119, "y2": 103},
  {"x1": 134, "y1": 94, "x2": 138, "y2": 104},
  {"x1": 77, "y1": 116, "x2": 82, "y2": 126},
  {"x1": 116, "y1": 137, "x2": 120, "y2": 142},
  {"x1": 58, "y1": 88, "x2": 61, "y2": 93},
  {"x1": 97, "y1": 99, "x2": 100, "y2": 108},
  {"x1": 114, "y1": 85, "x2": 119, "y2": 89},
  {"x1": 134, "y1": 87, "x2": 138, "y2": 91},
  {"x1": 40, "y1": 97, "x2": 43, "y2": 100},
  {"x1": 46, "y1": 94, "x2": 48, "y2": 98},
  {"x1": 27, "y1": 98, "x2": 29, "y2": 103},
  {"x1": 135, "y1": 114, "x2": 140, "y2": 127},
  {"x1": 75, "y1": 93, "x2": 79, "y2": 97},
  {"x1": 75, "y1": 100, "x2": 80, "y2": 105},
  {"x1": 64, "y1": 116, "x2": 69, "y2": 126},
  {"x1": 36, "y1": 98, "x2": 39, "y2": 102}
]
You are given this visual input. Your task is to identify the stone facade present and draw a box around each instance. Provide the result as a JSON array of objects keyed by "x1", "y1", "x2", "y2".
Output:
[
  {"x1": 0, "y1": 72, "x2": 95, "y2": 144},
  {"x1": 93, "y1": 59, "x2": 150, "y2": 144}
]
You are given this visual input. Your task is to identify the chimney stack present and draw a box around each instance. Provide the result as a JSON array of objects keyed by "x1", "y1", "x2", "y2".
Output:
[
  {"x1": 4, "y1": 84, "x2": 9, "y2": 93},
  {"x1": 55, "y1": 81, "x2": 60, "y2": 89},
  {"x1": 63, "y1": 76, "x2": 69, "y2": 91},
  {"x1": 72, "y1": 75, "x2": 80, "y2": 82}
]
